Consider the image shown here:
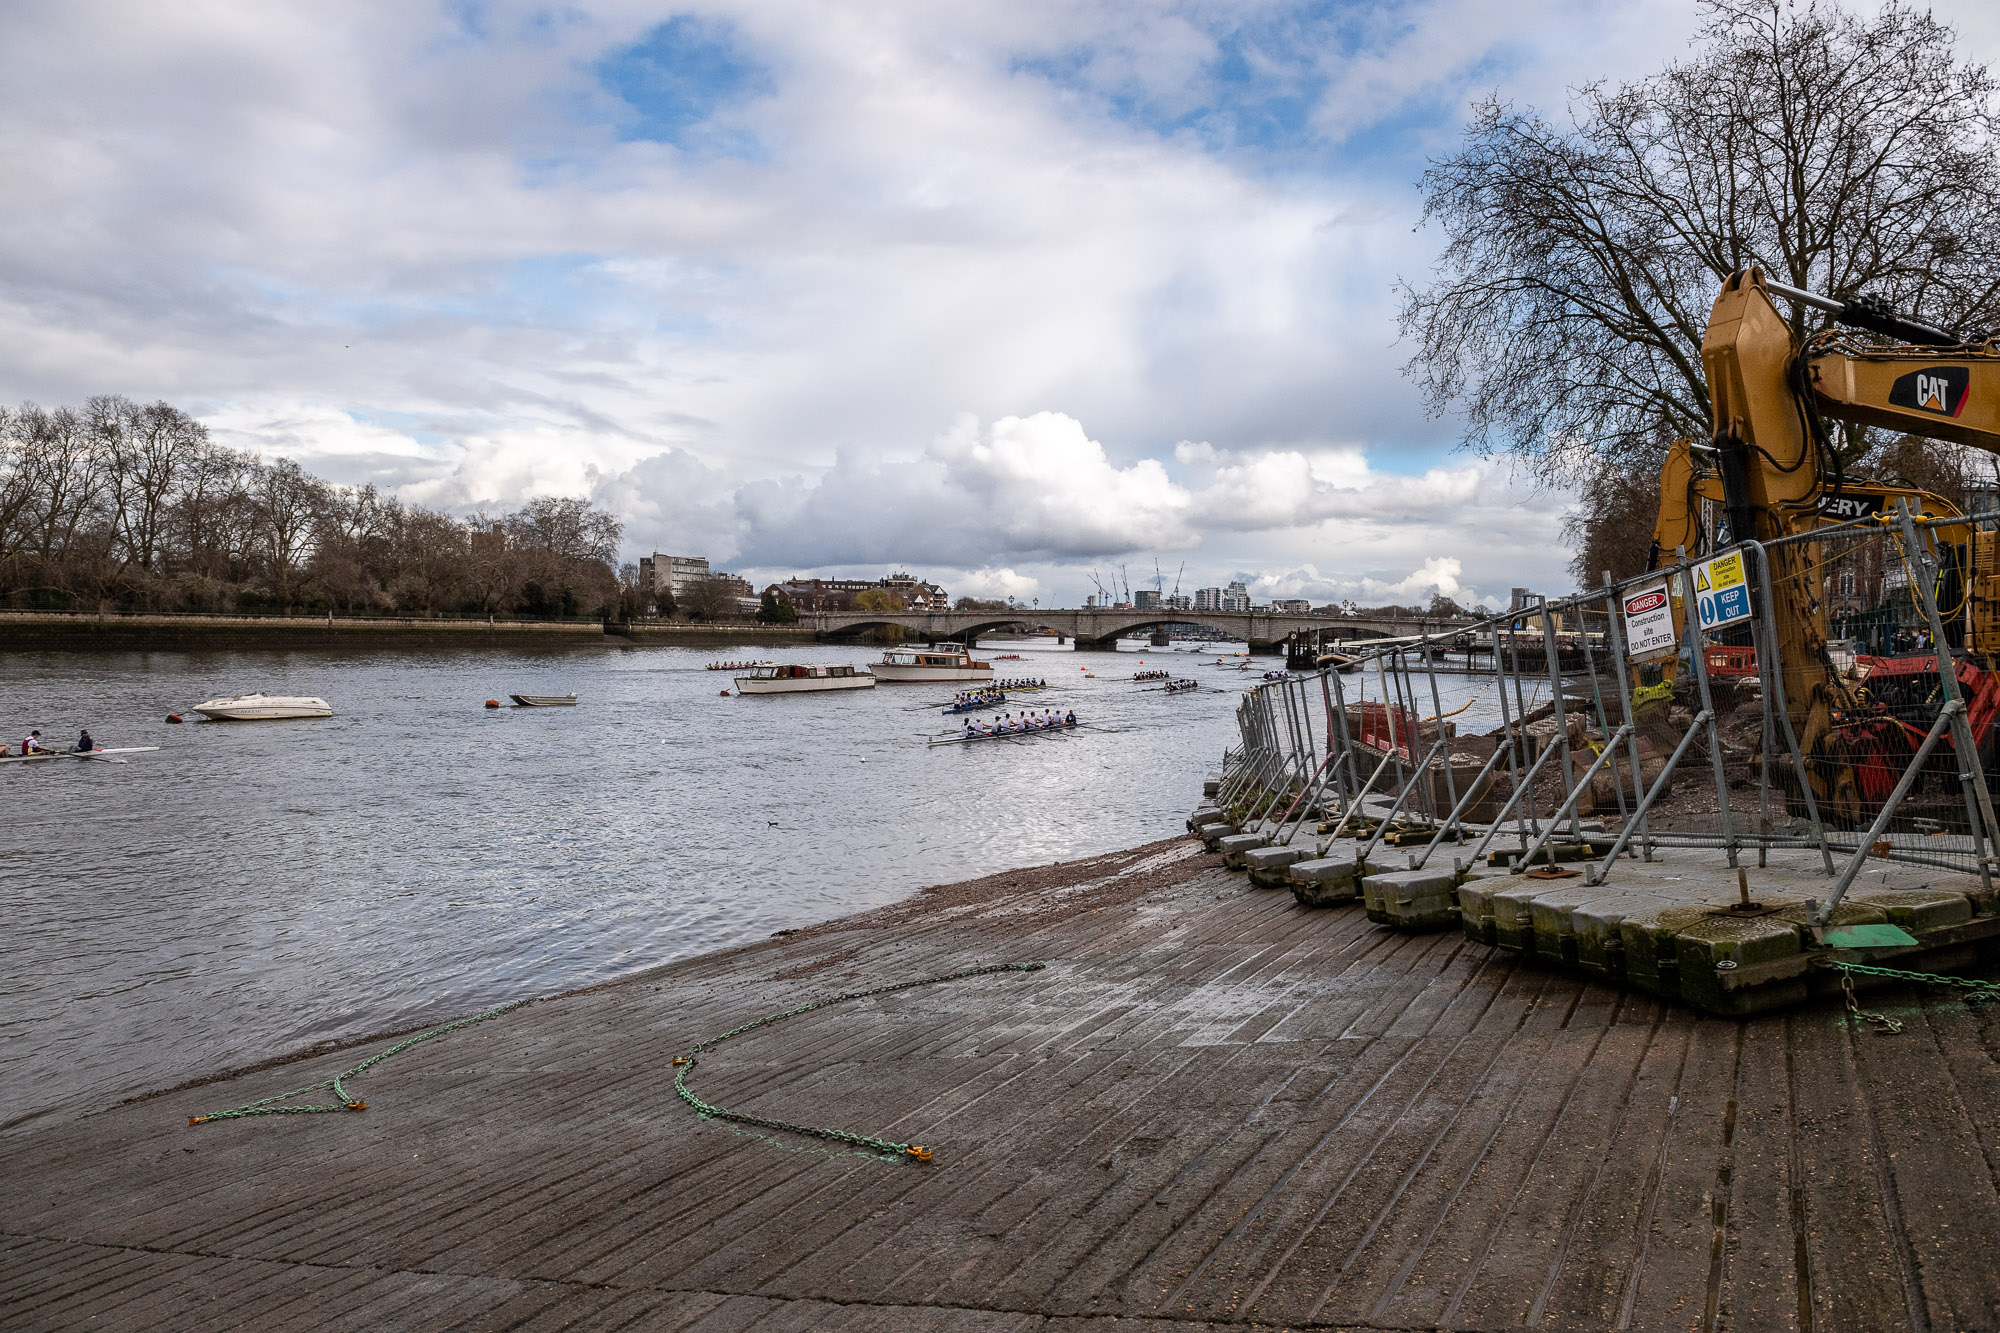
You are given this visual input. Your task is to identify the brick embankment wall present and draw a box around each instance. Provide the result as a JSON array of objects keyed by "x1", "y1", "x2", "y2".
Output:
[
  {"x1": 0, "y1": 610, "x2": 608, "y2": 651},
  {"x1": 612, "y1": 623, "x2": 826, "y2": 645}
]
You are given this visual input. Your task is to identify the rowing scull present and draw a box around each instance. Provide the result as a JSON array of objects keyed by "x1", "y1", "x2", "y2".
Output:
[{"x1": 0, "y1": 747, "x2": 161, "y2": 765}]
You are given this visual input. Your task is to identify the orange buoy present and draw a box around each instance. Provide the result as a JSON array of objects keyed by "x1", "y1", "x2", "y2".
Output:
[
  {"x1": 720, "y1": 688, "x2": 731, "y2": 696},
  {"x1": 484, "y1": 699, "x2": 500, "y2": 709},
  {"x1": 165, "y1": 713, "x2": 184, "y2": 724}
]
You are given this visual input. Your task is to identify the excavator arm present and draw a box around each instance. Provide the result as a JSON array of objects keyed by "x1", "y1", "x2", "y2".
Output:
[
  {"x1": 1804, "y1": 330, "x2": 2000, "y2": 447},
  {"x1": 1648, "y1": 435, "x2": 1964, "y2": 570}
]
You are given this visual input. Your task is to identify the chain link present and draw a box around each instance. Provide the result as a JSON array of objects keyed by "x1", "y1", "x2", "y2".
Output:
[
  {"x1": 1827, "y1": 959, "x2": 2000, "y2": 1035},
  {"x1": 189, "y1": 998, "x2": 538, "y2": 1125},
  {"x1": 673, "y1": 961, "x2": 1045, "y2": 1162},
  {"x1": 1838, "y1": 969, "x2": 1905, "y2": 1034}
]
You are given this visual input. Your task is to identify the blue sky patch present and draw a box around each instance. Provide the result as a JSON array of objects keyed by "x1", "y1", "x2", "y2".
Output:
[{"x1": 595, "y1": 15, "x2": 772, "y2": 150}]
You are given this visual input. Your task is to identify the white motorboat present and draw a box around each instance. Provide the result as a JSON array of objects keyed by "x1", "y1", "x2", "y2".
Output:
[
  {"x1": 510, "y1": 693, "x2": 578, "y2": 707},
  {"x1": 733, "y1": 664, "x2": 876, "y2": 695},
  {"x1": 190, "y1": 693, "x2": 333, "y2": 721},
  {"x1": 870, "y1": 645, "x2": 994, "y2": 684}
]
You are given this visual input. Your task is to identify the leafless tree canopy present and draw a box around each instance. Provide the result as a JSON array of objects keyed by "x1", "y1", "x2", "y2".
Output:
[
  {"x1": 1399, "y1": 0, "x2": 2000, "y2": 491},
  {"x1": 1, "y1": 396, "x2": 624, "y2": 618}
]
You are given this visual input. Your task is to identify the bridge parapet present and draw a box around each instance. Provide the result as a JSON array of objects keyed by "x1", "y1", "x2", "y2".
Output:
[{"x1": 798, "y1": 607, "x2": 1469, "y2": 652}]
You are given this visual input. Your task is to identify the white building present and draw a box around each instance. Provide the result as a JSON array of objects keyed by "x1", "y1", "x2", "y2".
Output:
[
  {"x1": 1221, "y1": 580, "x2": 1251, "y2": 613},
  {"x1": 1193, "y1": 587, "x2": 1223, "y2": 611},
  {"x1": 1272, "y1": 598, "x2": 1312, "y2": 614},
  {"x1": 639, "y1": 553, "x2": 712, "y2": 599}
]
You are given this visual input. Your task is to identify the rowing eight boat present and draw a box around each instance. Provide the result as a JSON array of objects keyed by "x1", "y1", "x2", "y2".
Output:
[{"x1": 927, "y1": 722, "x2": 1078, "y2": 747}]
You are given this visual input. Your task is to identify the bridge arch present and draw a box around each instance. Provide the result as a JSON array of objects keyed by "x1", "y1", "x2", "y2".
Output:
[{"x1": 814, "y1": 616, "x2": 1031, "y2": 643}]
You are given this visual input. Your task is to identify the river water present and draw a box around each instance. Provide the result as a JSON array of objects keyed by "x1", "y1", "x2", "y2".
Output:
[{"x1": 1, "y1": 637, "x2": 1264, "y2": 1132}]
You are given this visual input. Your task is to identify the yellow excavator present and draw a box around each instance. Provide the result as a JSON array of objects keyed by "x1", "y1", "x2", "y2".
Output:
[
  {"x1": 1651, "y1": 267, "x2": 2000, "y2": 820},
  {"x1": 1650, "y1": 435, "x2": 1967, "y2": 581}
]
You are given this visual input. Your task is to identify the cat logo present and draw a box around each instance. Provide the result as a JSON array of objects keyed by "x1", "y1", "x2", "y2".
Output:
[{"x1": 1890, "y1": 366, "x2": 1970, "y2": 417}]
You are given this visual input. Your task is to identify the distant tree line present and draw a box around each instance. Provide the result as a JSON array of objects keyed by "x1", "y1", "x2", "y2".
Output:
[{"x1": 0, "y1": 396, "x2": 627, "y2": 618}]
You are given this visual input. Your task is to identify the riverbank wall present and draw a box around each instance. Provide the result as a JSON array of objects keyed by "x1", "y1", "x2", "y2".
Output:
[
  {"x1": 0, "y1": 609, "x2": 607, "y2": 650},
  {"x1": 0, "y1": 611, "x2": 847, "y2": 652},
  {"x1": 611, "y1": 623, "x2": 827, "y2": 647}
]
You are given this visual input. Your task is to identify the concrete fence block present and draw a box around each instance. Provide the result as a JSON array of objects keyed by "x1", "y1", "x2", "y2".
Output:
[
  {"x1": 1218, "y1": 833, "x2": 1271, "y2": 869},
  {"x1": 1362, "y1": 868, "x2": 1461, "y2": 931},
  {"x1": 1244, "y1": 845, "x2": 1312, "y2": 888}
]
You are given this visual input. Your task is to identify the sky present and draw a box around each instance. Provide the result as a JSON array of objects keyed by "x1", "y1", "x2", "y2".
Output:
[{"x1": 5, "y1": 0, "x2": 1999, "y2": 610}]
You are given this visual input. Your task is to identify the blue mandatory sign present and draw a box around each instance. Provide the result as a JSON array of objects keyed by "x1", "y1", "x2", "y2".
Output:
[
  {"x1": 1697, "y1": 584, "x2": 1753, "y2": 626},
  {"x1": 1692, "y1": 550, "x2": 1754, "y2": 629}
]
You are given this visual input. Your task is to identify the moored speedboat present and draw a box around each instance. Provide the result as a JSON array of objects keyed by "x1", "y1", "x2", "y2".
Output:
[
  {"x1": 190, "y1": 693, "x2": 332, "y2": 721},
  {"x1": 870, "y1": 644, "x2": 994, "y2": 684},
  {"x1": 734, "y1": 663, "x2": 876, "y2": 694}
]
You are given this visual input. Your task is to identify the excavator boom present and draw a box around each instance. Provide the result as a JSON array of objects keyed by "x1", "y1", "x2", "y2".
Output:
[{"x1": 1805, "y1": 332, "x2": 2000, "y2": 448}]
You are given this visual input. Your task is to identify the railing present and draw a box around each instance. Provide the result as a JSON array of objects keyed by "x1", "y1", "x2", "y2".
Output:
[{"x1": 1211, "y1": 502, "x2": 2000, "y2": 924}]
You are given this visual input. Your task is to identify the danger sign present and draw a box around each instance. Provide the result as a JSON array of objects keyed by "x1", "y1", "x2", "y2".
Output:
[
  {"x1": 1621, "y1": 582, "x2": 1676, "y2": 660},
  {"x1": 1692, "y1": 550, "x2": 1754, "y2": 629}
]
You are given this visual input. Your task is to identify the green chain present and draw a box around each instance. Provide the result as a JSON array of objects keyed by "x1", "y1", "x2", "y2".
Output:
[
  {"x1": 1828, "y1": 958, "x2": 2000, "y2": 999},
  {"x1": 189, "y1": 998, "x2": 537, "y2": 1125},
  {"x1": 673, "y1": 961, "x2": 1045, "y2": 1162},
  {"x1": 1826, "y1": 959, "x2": 2000, "y2": 1036}
]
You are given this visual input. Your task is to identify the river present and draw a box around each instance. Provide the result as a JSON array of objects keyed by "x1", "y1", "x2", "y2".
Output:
[{"x1": 1, "y1": 637, "x2": 1260, "y2": 1132}]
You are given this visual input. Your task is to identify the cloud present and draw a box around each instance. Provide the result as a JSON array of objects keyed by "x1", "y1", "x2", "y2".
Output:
[
  {"x1": 7, "y1": 1, "x2": 1993, "y2": 605},
  {"x1": 1241, "y1": 556, "x2": 1504, "y2": 609},
  {"x1": 950, "y1": 567, "x2": 1044, "y2": 602},
  {"x1": 581, "y1": 408, "x2": 1566, "y2": 602},
  {"x1": 1172, "y1": 441, "x2": 1486, "y2": 529}
]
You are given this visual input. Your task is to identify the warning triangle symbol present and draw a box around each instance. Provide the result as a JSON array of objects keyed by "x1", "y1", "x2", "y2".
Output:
[{"x1": 1694, "y1": 567, "x2": 1711, "y2": 592}]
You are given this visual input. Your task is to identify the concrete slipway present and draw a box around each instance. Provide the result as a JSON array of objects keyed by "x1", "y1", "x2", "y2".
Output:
[{"x1": 5, "y1": 836, "x2": 1999, "y2": 1331}]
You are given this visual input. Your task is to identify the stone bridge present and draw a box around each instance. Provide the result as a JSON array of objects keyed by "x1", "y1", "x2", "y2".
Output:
[{"x1": 800, "y1": 608, "x2": 1466, "y2": 652}]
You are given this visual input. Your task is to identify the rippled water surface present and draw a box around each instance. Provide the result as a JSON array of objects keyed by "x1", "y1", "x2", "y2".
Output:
[{"x1": 1, "y1": 638, "x2": 1267, "y2": 1130}]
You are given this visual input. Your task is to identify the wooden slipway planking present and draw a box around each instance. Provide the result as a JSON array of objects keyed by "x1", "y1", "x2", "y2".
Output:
[{"x1": 5, "y1": 835, "x2": 1999, "y2": 1332}]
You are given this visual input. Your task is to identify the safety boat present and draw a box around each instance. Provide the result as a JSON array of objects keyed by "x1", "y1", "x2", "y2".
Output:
[
  {"x1": 734, "y1": 663, "x2": 877, "y2": 695},
  {"x1": 869, "y1": 645, "x2": 994, "y2": 684},
  {"x1": 190, "y1": 693, "x2": 333, "y2": 721}
]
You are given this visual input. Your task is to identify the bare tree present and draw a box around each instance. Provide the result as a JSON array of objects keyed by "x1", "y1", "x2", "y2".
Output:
[
  {"x1": 506, "y1": 495, "x2": 621, "y2": 566},
  {"x1": 678, "y1": 575, "x2": 741, "y2": 621},
  {"x1": 92, "y1": 396, "x2": 209, "y2": 584},
  {"x1": 1, "y1": 395, "x2": 635, "y2": 619},
  {"x1": 1400, "y1": 0, "x2": 2000, "y2": 492},
  {"x1": 253, "y1": 458, "x2": 327, "y2": 609}
]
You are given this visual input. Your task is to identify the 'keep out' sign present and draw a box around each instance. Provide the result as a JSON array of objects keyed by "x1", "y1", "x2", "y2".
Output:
[{"x1": 1692, "y1": 551, "x2": 1754, "y2": 629}]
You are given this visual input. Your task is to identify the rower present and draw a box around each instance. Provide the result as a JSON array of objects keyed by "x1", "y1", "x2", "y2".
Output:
[
  {"x1": 1065, "y1": 710, "x2": 1076, "y2": 726},
  {"x1": 22, "y1": 728, "x2": 45, "y2": 755},
  {"x1": 73, "y1": 729, "x2": 95, "y2": 753}
]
